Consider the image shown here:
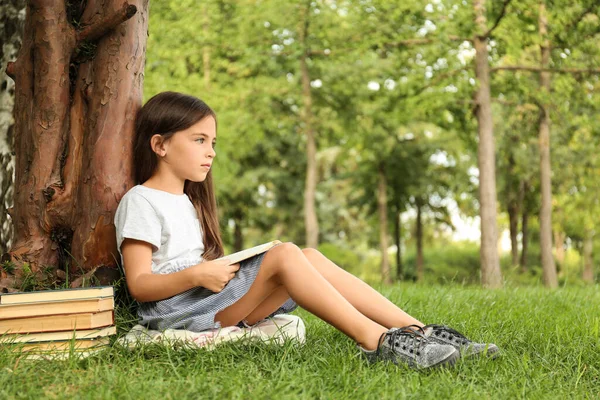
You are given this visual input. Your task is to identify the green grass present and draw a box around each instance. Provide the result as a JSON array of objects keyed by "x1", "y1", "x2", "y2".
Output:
[{"x1": 1, "y1": 284, "x2": 599, "y2": 399}]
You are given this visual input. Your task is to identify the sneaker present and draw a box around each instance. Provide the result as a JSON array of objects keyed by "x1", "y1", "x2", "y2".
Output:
[
  {"x1": 359, "y1": 326, "x2": 459, "y2": 369},
  {"x1": 420, "y1": 324, "x2": 499, "y2": 358}
]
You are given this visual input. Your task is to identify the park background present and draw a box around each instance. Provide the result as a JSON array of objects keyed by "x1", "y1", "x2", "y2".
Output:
[
  {"x1": 1, "y1": 0, "x2": 599, "y2": 288},
  {"x1": 0, "y1": 1, "x2": 599, "y2": 398}
]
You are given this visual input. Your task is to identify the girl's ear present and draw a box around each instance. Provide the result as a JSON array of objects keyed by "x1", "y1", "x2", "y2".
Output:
[{"x1": 150, "y1": 134, "x2": 167, "y2": 157}]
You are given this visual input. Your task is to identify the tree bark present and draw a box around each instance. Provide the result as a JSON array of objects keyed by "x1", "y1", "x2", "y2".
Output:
[
  {"x1": 377, "y1": 164, "x2": 391, "y2": 284},
  {"x1": 298, "y1": 2, "x2": 319, "y2": 249},
  {"x1": 395, "y1": 206, "x2": 403, "y2": 281},
  {"x1": 520, "y1": 194, "x2": 529, "y2": 272},
  {"x1": 519, "y1": 210, "x2": 529, "y2": 272},
  {"x1": 538, "y1": 1, "x2": 558, "y2": 288},
  {"x1": 508, "y1": 199, "x2": 519, "y2": 267},
  {"x1": 474, "y1": 0, "x2": 502, "y2": 288},
  {"x1": 0, "y1": 0, "x2": 25, "y2": 256},
  {"x1": 507, "y1": 149, "x2": 520, "y2": 267},
  {"x1": 4, "y1": 0, "x2": 148, "y2": 288},
  {"x1": 517, "y1": 179, "x2": 527, "y2": 270},
  {"x1": 415, "y1": 199, "x2": 424, "y2": 282},
  {"x1": 583, "y1": 231, "x2": 594, "y2": 283},
  {"x1": 554, "y1": 230, "x2": 565, "y2": 265}
]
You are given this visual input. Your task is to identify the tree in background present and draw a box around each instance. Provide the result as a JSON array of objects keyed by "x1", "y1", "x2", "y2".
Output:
[
  {"x1": 2, "y1": 0, "x2": 148, "y2": 291},
  {"x1": 492, "y1": 0, "x2": 600, "y2": 286},
  {"x1": 364, "y1": 0, "x2": 512, "y2": 287},
  {"x1": 3, "y1": 0, "x2": 599, "y2": 291}
]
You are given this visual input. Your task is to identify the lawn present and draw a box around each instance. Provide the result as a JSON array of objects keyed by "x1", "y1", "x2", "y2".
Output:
[{"x1": 1, "y1": 284, "x2": 598, "y2": 399}]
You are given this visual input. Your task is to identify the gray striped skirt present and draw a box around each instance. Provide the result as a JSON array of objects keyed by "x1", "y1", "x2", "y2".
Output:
[{"x1": 137, "y1": 249, "x2": 298, "y2": 332}]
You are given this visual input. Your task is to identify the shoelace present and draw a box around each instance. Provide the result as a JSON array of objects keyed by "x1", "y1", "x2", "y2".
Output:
[
  {"x1": 375, "y1": 326, "x2": 427, "y2": 360},
  {"x1": 425, "y1": 324, "x2": 469, "y2": 345},
  {"x1": 405, "y1": 324, "x2": 426, "y2": 335}
]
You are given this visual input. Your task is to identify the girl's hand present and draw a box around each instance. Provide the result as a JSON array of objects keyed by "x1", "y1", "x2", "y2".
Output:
[{"x1": 193, "y1": 259, "x2": 241, "y2": 293}]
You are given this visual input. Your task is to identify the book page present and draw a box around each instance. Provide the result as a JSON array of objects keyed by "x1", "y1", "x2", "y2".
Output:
[
  {"x1": 0, "y1": 286, "x2": 114, "y2": 305},
  {"x1": 215, "y1": 240, "x2": 281, "y2": 265}
]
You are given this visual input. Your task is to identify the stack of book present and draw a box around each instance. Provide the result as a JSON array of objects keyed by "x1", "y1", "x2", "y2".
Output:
[{"x1": 0, "y1": 286, "x2": 116, "y2": 359}]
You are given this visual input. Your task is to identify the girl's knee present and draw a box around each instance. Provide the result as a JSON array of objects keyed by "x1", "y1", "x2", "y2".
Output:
[
  {"x1": 301, "y1": 247, "x2": 320, "y2": 259},
  {"x1": 265, "y1": 242, "x2": 303, "y2": 267},
  {"x1": 275, "y1": 242, "x2": 303, "y2": 258}
]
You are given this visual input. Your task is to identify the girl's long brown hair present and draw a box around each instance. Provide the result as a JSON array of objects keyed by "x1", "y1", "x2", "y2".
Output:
[{"x1": 133, "y1": 91, "x2": 224, "y2": 260}]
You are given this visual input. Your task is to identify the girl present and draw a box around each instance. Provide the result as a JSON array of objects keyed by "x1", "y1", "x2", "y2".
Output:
[{"x1": 114, "y1": 91, "x2": 498, "y2": 370}]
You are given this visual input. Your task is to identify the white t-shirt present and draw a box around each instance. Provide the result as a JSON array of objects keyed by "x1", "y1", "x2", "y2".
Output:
[{"x1": 114, "y1": 185, "x2": 205, "y2": 275}]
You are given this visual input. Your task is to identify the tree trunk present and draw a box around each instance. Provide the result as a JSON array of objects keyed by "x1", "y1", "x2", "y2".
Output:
[
  {"x1": 520, "y1": 199, "x2": 529, "y2": 272},
  {"x1": 582, "y1": 231, "x2": 594, "y2": 283},
  {"x1": 3, "y1": 0, "x2": 148, "y2": 288},
  {"x1": 507, "y1": 142, "x2": 520, "y2": 267},
  {"x1": 395, "y1": 206, "x2": 403, "y2": 281},
  {"x1": 298, "y1": 3, "x2": 319, "y2": 249},
  {"x1": 415, "y1": 198, "x2": 424, "y2": 282},
  {"x1": 474, "y1": 0, "x2": 502, "y2": 288},
  {"x1": 0, "y1": 0, "x2": 25, "y2": 256},
  {"x1": 377, "y1": 164, "x2": 391, "y2": 284},
  {"x1": 517, "y1": 179, "x2": 525, "y2": 268},
  {"x1": 554, "y1": 230, "x2": 565, "y2": 266},
  {"x1": 233, "y1": 217, "x2": 243, "y2": 252},
  {"x1": 538, "y1": 2, "x2": 558, "y2": 288},
  {"x1": 508, "y1": 200, "x2": 519, "y2": 267}
]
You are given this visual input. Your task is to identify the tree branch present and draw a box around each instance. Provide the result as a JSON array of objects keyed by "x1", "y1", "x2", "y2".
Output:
[
  {"x1": 383, "y1": 35, "x2": 471, "y2": 49},
  {"x1": 76, "y1": 3, "x2": 137, "y2": 43},
  {"x1": 491, "y1": 65, "x2": 600, "y2": 74},
  {"x1": 279, "y1": 33, "x2": 469, "y2": 58},
  {"x1": 308, "y1": 49, "x2": 330, "y2": 56},
  {"x1": 483, "y1": 0, "x2": 513, "y2": 38},
  {"x1": 406, "y1": 67, "x2": 468, "y2": 99},
  {"x1": 304, "y1": 35, "x2": 470, "y2": 57},
  {"x1": 492, "y1": 98, "x2": 538, "y2": 110}
]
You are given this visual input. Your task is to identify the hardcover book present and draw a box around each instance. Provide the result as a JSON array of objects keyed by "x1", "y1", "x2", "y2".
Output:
[
  {"x1": 0, "y1": 286, "x2": 114, "y2": 305},
  {"x1": 0, "y1": 310, "x2": 114, "y2": 334}
]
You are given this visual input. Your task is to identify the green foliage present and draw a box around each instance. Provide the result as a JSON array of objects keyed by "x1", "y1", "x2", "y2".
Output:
[
  {"x1": 317, "y1": 242, "x2": 361, "y2": 274},
  {"x1": 403, "y1": 241, "x2": 482, "y2": 284},
  {"x1": 12, "y1": 263, "x2": 70, "y2": 292},
  {"x1": 140, "y1": 0, "x2": 600, "y2": 284},
  {"x1": 1, "y1": 260, "x2": 16, "y2": 275}
]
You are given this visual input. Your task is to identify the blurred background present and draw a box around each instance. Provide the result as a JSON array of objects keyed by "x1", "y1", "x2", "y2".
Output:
[{"x1": 2, "y1": 0, "x2": 599, "y2": 287}]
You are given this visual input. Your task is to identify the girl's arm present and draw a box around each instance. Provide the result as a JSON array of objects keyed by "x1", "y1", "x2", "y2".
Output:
[{"x1": 121, "y1": 238, "x2": 237, "y2": 302}]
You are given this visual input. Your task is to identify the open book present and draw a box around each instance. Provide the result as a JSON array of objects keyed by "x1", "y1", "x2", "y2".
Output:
[{"x1": 215, "y1": 240, "x2": 282, "y2": 265}]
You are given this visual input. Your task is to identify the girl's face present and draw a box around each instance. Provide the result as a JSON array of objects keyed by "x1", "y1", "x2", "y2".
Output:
[{"x1": 156, "y1": 116, "x2": 217, "y2": 183}]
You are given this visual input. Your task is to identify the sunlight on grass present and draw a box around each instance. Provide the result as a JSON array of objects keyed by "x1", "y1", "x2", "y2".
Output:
[{"x1": 1, "y1": 284, "x2": 599, "y2": 399}]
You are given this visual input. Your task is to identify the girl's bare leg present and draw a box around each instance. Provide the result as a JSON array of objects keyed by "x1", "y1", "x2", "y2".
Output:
[
  {"x1": 242, "y1": 248, "x2": 422, "y2": 329},
  {"x1": 302, "y1": 248, "x2": 423, "y2": 328},
  {"x1": 242, "y1": 286, "x2": 291, "y2": 324},
  {"x1": 214, "y1": 243, "x2": 388, "y2": 350}
]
